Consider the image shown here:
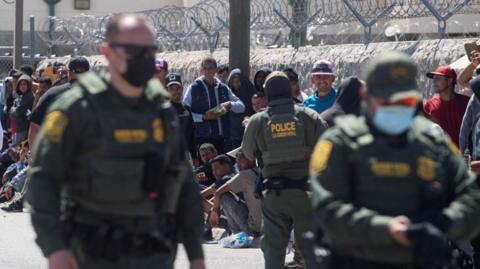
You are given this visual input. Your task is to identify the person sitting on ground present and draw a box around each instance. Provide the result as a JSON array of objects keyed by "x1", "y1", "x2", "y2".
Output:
[
  {"x1": 0, "y1": 140, "x2": 29, "y2": 212},
  {"x1": 209, "y1": 149, "x2": 262, "y2": 237},
  {"x1": 194, "y1": 143, "x2": 219, "y2": 187},
  {"x1": 0, "y1": 140, "x2": 28, "y2": 204},
  {"x1": 200, "y1": 155, "x2": 236, "y2": 210}
]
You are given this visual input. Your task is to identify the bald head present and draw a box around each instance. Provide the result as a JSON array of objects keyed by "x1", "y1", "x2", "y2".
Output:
[{"x1": 105, "y1": 14, "x2": 155, "y2": 45}]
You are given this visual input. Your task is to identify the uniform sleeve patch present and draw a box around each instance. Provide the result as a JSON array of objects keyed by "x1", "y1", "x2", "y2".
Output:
[
  {"x1": 310, "y1": 140, "x2": 333, "y2": 173},
  {"x1": 43, "y1": 111, "x2": 69, "y2": 143}
]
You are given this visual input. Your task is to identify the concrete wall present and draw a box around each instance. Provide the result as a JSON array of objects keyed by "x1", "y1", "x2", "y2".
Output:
[{"x1": 0, "y1": 0, "x2": 184, "y2": 31}]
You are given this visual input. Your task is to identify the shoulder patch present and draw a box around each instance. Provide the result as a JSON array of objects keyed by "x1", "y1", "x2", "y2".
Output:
[
  {"x1": 310, "y1": 140, "x2": 333, "y2": 173},
  {"x1": 78, "y1": 72, "x2": 108, "y2": 95},
  {"x1": 43, "y1": 111, "x2": 69, "y2": 143}
]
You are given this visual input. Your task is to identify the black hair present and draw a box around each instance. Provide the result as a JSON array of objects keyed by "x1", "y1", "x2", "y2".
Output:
[
  {"x1": 283, "y1": 68, "x2": 299, "y2": 83},
  {"x1": 20, "y1": 65, "x2": 34, "y2": 76},
  {"x1": 217, "y1": 64, "x2": 229, "y2": 74},
  {"x1": 201, "y1": 57, "x2": 217, "y2": 69},
  {"x1": 210, "y1": 154, "x2": 232, "y2": 167}
]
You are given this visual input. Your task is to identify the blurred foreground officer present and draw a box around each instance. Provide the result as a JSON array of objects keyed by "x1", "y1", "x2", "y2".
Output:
[
  {"x1": 310, "y1": 51, "x2": 480, "y2": 269},
  {"x1": 242, "y1": 71, "x2": 327, "y2": 269},
  {"x1": 28, "y1": 14, "x2": 205, "y2": 269}
]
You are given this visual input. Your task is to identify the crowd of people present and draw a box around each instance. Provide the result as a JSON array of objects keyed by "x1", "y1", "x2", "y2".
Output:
[
  {"x1": 1, "y1": 33, "x2": 480, "y2": 269},
  {"x1": 0, "y1": 57, "x2": 90, "y2": 212}
]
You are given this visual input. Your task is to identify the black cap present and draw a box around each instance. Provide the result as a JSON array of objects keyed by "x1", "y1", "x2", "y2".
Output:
[
  {"x1": 165, "y1": 73, "x2": 182, "y2": 87},
  {"x1": 363, "y1": 51, "x2": 420, "y2": 102},
  {"x1": 68, "y1": 57, "x2": 90, "y2": 74}
]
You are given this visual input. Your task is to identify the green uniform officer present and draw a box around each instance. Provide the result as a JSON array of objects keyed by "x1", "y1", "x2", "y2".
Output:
[
  {"x1": 27, "y1": 14, "x2": 205, "y2": 269},
  {"x1": 310, "y1": 51, "x2": 480, "y2": 268},
  {"x1": 242, "y1": 71, "x2": 328, "y2": 269}
]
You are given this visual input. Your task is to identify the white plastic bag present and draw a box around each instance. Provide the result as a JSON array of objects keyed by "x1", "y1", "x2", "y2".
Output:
[{"x1": 219, "y1": 232, "x2": 253, "y2": 248}]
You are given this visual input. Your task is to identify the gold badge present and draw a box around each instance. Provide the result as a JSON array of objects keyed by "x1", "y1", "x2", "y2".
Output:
[
  {"x1": 417, "y1": 156, "x2": 435, "y2": 181},
  {"x1": 114, "y1": 129, "x2": 148, "y2": 143},
  {"x1": 271, "y1": 121, "x2": 296, "y2": 138},
  {"x1": 43, "y1": 111, "x2": 69, "y2": 143},
  {"x1": 389, "y1": 65, "x2": 410, "y2": 83},
  {"x1": 371, "y1": 161, "x2": 411, "y2": 177},
  {"x1": 310, "y1": 140, "x2": 333, "y2": 173},
  {"x1": 152, "y1": 118, "x2": 164, "y2": 143}
]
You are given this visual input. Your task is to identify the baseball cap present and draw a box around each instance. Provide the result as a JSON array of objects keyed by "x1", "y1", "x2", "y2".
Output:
[
  {"x1": 363, "y1": 51, "x2": 421, "y2": 102},
  {"x1": 155, "y1": 58, "x2": 168, "y2": 71},
  {"x1": 68, "y1": 57, "x2": 90, "y2": 74},
  {"x1": 311, "y1": 60, "x2": 334, "y2": 76},
  {"x1": 426, "y1": 66, "x2": 457, "y2": 82},
  {"x1": 165, "y1": 73, "x2": 182, "y2": 87}
]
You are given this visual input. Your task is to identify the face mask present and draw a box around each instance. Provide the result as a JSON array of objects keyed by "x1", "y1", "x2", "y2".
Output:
[
  {"x1": 121, "y1": 56, "x2": 155, "y2": 87},
  {"x1": 372, "y1": 106, "x2": 416, "y2": 135}
]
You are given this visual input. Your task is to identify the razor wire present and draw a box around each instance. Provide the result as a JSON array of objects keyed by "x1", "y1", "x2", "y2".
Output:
[{"x1": 28, "y1": 0, "x2": 480, "y2": 56}]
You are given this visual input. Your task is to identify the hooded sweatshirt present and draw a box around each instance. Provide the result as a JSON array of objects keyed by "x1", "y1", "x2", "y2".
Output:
[
  {"x1": 253, "y1": 67, "x2": 272, "y2": 93},
  {"x1": 320, "y1": 76, "x2": 362, "y2": 127},
  {"x1": 227, "y1": 69, "x2": 256, "y2": 144},
  {"x1": 10, "y1": 75, "x2": 34, "y2": 133}
]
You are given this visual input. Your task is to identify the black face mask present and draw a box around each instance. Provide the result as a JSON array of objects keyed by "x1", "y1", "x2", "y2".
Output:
[{"x1": 121, "y1": 56, "x2": 155, "y2": 87}]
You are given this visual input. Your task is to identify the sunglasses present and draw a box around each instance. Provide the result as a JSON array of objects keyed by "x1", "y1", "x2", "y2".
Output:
[{"x1": 109, "y1": 43, "x2": 158, "y2": 58}]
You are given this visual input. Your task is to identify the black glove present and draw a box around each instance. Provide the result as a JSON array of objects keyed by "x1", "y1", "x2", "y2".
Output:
[{"x1": 406, "y1": 222, "x2": 450, "y2": 269}]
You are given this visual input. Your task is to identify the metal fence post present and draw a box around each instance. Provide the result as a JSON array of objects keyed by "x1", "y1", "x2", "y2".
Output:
[
  {"x1": 30, "y1": 16, "x2": 35, "y2": 65},
  {"x1": 342, "y1": 0, "x2": 397, "y2": 45},
  {"x1": 419, "y1": 0, "x2": 472, "y2": 39},
  {"x1": 273, "y1": 8, "x2": 322, "y2": 49}
]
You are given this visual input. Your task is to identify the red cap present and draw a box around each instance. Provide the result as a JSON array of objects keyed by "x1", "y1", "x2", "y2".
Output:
[{"x1": 426, "y1": 66, "x2": 457, "y2": 82}]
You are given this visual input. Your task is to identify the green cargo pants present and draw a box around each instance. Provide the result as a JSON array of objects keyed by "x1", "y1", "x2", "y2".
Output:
[
  {"x1": 70, "y1": 238, "x2": 176, "y2": 269},
  {"x1": 261, "y1": 189, "x2": 314, "y2": 269}
]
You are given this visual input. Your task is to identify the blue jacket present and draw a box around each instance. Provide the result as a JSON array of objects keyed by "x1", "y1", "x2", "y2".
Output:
[
  {"x1": 303, "y1": 88, "x2": 337, "y2": 114},
  {"x1": 183, "y1": 76, "x2": 245, "y2": 139}
]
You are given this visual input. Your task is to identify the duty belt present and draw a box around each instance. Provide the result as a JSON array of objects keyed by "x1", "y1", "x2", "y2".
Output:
[
  {"x1": 264, "y1": 176, "x2": 309, "y2": 195},
  {"x1": 61, "y1": 204, "x2": 174, "y2": 261}
]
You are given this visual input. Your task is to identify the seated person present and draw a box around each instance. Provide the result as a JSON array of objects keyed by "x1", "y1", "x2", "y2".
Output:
[
  {"x1": 194, "y1": 143, "x2": 218, "y2": 187},
  {"x1": 200, "y1": 155, "x2": 236, "y2": 212},
  {"x1": 209, "y1": 149, "x2": 262, "y2": 237},
  {"x1": 0, "y1": 141, "x2": 28, "y2": 204}
]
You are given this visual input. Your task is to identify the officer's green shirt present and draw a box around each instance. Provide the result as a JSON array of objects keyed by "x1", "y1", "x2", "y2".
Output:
[
  {"x1": 242, "y1": 98, "x2": 327, "y2": 179},
  {"x1": 310, "y1": 115, "x2": 480, "y2": 264},
  {"x1": 27, "y1": 72, "x2": 204, "y2": 261}
]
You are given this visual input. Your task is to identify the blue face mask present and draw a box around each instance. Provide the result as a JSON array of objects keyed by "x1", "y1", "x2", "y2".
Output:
[{"x1": 372, "y1": 106, "x2": 416, "y2": 135}]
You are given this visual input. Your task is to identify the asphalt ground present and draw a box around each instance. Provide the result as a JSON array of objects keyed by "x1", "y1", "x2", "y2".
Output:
[{"x1": 0, "y1": 210, "x2": 294, "y2": 269}]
